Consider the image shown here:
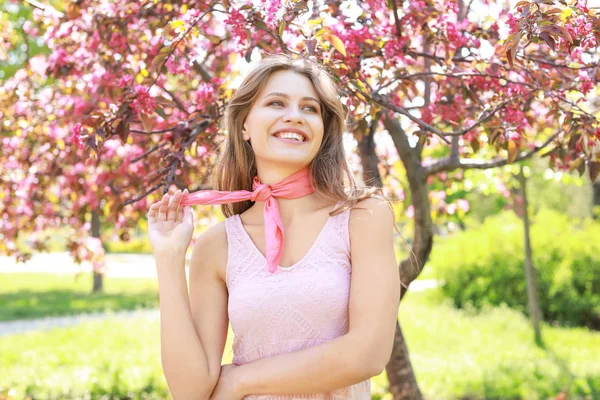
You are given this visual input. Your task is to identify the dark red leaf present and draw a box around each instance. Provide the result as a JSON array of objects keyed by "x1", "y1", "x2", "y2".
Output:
[
  {"x1": 507, "y1": 46, "x2": 517, "y2": 68},
  {"x1": 117, "y1": 119, "x2": 130, "y2": 143},
  {"x1": 540, "y1": 31, "x2": 556, "y2": 50}
]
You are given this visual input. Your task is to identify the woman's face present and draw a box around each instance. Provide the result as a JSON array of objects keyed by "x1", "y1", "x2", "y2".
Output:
[{"x1": 242, "y1": 70, "x2": 325, "y2": 169}]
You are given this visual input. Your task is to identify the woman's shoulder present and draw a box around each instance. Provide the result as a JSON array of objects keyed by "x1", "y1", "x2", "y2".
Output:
[
  {"x1": 349, "y1": 195, "x2": 392, "y2": 213},
  {"x1": 349, "y1": 195, "x2": 395, "y2": 228}
]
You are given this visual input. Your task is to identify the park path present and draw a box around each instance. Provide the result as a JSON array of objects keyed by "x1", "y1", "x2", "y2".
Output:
[
  {"x1": 0, "y1": 252, "x2": 190, "y2": 279},
  {"x1": 0, "y1": 309, "x2": 160, "y2": 337},
  {"x1": 0, "y1": 252, "x2": 438, "y2": 337}
]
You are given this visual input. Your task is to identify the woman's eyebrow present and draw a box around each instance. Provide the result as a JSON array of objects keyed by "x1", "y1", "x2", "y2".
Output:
[{"x1": 264, "y1": 92, "x2": 319, "y2": 104}]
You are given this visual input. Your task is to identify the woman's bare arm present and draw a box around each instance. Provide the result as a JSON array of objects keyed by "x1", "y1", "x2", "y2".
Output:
[{"x1": 157, "y1": 222, "x2": 229, "y2": 400}]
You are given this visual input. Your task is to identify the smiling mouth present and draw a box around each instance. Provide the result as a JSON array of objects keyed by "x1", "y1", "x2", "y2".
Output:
[{"x1": 271, "y1": 132, "x2": 308, "y2": 143}]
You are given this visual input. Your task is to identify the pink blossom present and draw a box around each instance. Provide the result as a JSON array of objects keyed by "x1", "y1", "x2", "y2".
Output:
[
  {"x1": 506, "y1": 13, "x2": 520, "y2": 34},
  {"x1": 47, "y1": 48, "x2": 70, "y2": 74},
  {"x1": 22, "y1": 21, "x2": 39, "y2": 37},
  {"x1": 570, "y1": 46, "x2": 583, "y2": 61},
  {"x1": 582, "y1": 36, "x2": 596, "y2": 50},
  {"x1": 109, "y1": 32, "x2": 128, "y2": 53},
  {"x1": 439, "y1": 94, "x2": 466, "y2": 124},
  {"x1": 504, "y1": 106, "x2": 530, "y2": 133},
  {"x1": 225, "y1": 9, "x2": 248, "y2": 48},
  {"x1": 14, "y1": 101, "x2": 28, "y2": 116},
  {"x1": 194, "y1": 84, "x2": 216, "y2": 113},
  {"x1": 580, "y1": 79, "x2": 594, "y2": 95},
  {"x1": 457, "y1": 199, "x2": 470, "y2": 213},
  {"x1": 73, "y1": 162, "x2": 86, "y2": 174},
  {"x1": 165, "y1": 56, "x2": 191, "y2": 75},
  {"x1": 118, "y1": 75, "x2": 133, "y2": 88},
  {"x1": 421, "y1": 106, "x2": 433, "y2": 124},
  {"x1": 382, "y1": 36, "x2": 411, "y2": 69},
  {"x1": 29, "y1": 55, "x2": 48, "y2": 76},
  {"x1": 71, "y1": 123, "x2": 86, "y2": 150},
  {"x1": 576, "y1": 0, "x2": 589, "y2": 13},
  {"x1": 89, "y1": 30, "x2": 100, "y2": 51},
  {"x1": 261, "y1": 0, "x2": 284, "y2": 30},
  {"x1": 130, "y1": 85, "x2": 156, "y2": 115},
  {"x1": 506, "y1": 130, "x2": 521, "y2": 141},
  {"x1": 431, "y1": 190, "x2": 447, "y2": 201},
  {"x1": 446, "y1": 203, "x2": 457, "y2": 215}
]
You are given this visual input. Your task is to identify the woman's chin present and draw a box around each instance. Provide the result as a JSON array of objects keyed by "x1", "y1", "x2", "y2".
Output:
[
  {"x1": 257, "y1": 150, "x2": 314, "y2": 166},
  {"x1": 250, "y1": 137, "x2": 319, "y2": 164}
]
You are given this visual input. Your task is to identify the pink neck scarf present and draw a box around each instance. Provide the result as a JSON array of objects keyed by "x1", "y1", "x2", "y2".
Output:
[{"x1": 180, "y1": 167, "x2": 315, "y2": 273}]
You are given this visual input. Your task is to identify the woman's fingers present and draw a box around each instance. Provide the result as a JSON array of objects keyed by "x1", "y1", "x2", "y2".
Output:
[
  {"x1": 150, "y1": 190, "x2": 187, "y2": 223},
  {"x1": 158, "y1": 193, "x2": 170, "y2": 221},
  {"x1": 177, "y1": 189, "x2": 189, "y2": 222},
  {"x1": 168, "y1": 190, "x2": 181, "y2": 221},
  {"x1": 147, "y1": 202, "x2": 160, "y2": 223}
]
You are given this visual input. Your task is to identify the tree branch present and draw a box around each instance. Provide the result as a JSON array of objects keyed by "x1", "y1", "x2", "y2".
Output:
[
  {"x1": 423, "y1": 130, "x2": 563, "y2": 176},
  {"x1": 22, "y1": 0, "x2": 64, "y2": 17},
  {"x1": 374, "y1": 72, "x2": 536, "y2": 95},
  {"x1": 130, "y1": 128, "x2": 174, "y2": 134},
  {"x1": 130, "y1": 142, "x2": 168, "y2": 163},
  {"x1": 366, "y1": 90, "x2": 520, "y2": 143},
  {"x1": 523, "y1": 55, "x2": 598, "y2": 70},
  {"x1": 157, "y1": 84, "x2": 186, "y2": 112},
  {"x1": 391, "y1": 0, "x2": 401, "y2": 37}
]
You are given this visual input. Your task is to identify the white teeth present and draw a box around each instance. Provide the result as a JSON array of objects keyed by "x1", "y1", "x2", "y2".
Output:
[{"x1": 274, "y1": 132, "x2": 305, "y2": 142}]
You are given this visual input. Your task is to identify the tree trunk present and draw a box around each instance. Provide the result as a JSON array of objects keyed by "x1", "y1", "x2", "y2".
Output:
[
  {"x1": 383, "y1": 116, "x2": 433, "y2": 400},
  {"x1": 517, "y1": 167, "x2": 543, "y2": 344},
  {"x1": 91, "y1": 208, "x2": 103, "y2": 292},
  {"x1": 593, "y1": 180, "x2": 600, "y2": 220},
  {"x1": 356, "y1": 118, "x2": 384, "y2": 188},
  {"x1": 354, "y1": 115, "x2": 424, "y2": 399},
  {"x1": 386, "y1": 320, "x2": 422, "y2": 399}
]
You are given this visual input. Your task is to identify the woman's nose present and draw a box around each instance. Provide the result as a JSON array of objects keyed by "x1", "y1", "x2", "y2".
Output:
[{"x1": 282, "y1": 107, "x2": 304, "y2": 124}]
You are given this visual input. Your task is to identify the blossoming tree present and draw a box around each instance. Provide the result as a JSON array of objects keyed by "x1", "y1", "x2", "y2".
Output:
[{"x1": 1, "y1": 0, "x2": 598, "y2": 398}]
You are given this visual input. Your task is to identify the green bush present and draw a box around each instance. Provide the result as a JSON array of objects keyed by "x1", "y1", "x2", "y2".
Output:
[
  {"x1": 104, "y1": 236, "x2": 153, "y2": 254},
  {"x1": 430, "y1": 209, "x2": 600, "y2": 328}
]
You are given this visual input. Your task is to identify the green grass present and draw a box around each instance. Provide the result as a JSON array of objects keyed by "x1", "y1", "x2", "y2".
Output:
[
  {"x1": 1, "y1": 274, "x2": 599, "y2": 399},
  {"x1": 370, "y1": 290, "x2": 600, "y2": 400},
  {"x1": 0, "y1": 316, "x2": 171, "y2": 399},
  {"x1": 0, "y1": 273, "x2": 159, "y2": 321}
]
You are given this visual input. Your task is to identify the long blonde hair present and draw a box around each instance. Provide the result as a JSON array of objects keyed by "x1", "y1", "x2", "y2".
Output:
[{"x1": 212, "y1": 53, "x2": 391, "y2": 219}]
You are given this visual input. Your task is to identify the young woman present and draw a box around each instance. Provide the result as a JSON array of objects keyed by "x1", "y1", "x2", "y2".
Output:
[{"x1": 147, "y1": 53, "x2": 400, "y2": 399}]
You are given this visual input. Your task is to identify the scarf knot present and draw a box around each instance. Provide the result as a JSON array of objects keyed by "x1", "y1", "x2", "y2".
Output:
[{"x1": 250, "y1": 178, "x2": 272, "y2": 202}]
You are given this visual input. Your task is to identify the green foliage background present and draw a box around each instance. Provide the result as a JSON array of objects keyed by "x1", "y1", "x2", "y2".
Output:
[{"x1": 431, "y1": 209, "x2": 600, "y2": 328}]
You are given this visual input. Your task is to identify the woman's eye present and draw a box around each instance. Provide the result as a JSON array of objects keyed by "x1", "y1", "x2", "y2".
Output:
[{"x1": 267, "y1": 101, "x2": 318, "y2": 113}]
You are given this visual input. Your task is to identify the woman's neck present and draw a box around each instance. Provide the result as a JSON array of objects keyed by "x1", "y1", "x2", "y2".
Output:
[
  {"x1": 247, "y1": 192, "x2": 332, "y2": 224},
  {"x1": 254, "y1": 165, "x2": 305, "y2": 186}
]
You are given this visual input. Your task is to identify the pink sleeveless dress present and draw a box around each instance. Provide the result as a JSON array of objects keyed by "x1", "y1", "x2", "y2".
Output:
[{"x1": 224, "y1": 204, "x2": 372, "y2": 399}]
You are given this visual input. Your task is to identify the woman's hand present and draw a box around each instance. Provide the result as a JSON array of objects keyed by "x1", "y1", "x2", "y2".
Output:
[
  {"x1": 209, "y1": 364, "x2": 245, "y2": 400},
  {"x1": 147, "y1": 189, "x2": 194, "y2": 259}
]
